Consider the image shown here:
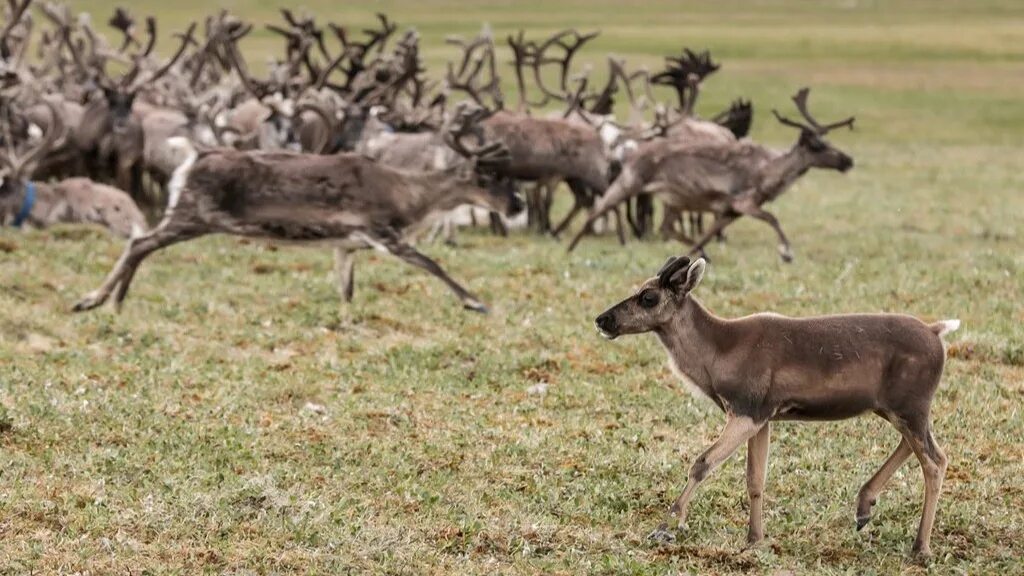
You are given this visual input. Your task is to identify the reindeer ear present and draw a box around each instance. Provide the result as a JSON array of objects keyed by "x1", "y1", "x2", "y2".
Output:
[{"x1": 668, "y1": 257, "x2": 706, "y2": 293}]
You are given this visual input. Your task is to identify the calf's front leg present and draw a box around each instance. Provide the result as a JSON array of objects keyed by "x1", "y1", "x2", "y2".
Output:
[
  {"x1": 745, "y1": 422, "x2": 771, "y2": 546},
  {"x1": 650, "y1": 415, "x2": 764, "y2": 543}
]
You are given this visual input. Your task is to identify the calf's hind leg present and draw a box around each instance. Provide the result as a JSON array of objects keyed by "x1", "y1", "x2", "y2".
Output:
[
  {"x1": 855, "y1": 436, "x2": 912, "y2": 531},
  {"x1": 898, "y1": 420, "x2": 947, "y2": 560}
]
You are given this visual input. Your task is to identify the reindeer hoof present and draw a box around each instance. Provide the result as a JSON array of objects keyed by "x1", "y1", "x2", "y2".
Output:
[
  {"x1": 463, "y1": 300, "x2": 489, "y2": 314},
  {"x1": 72, "y1": 293, "x2": 105, "y2": 313},
  {"x1": 778, "y1": 245, "x2": 794, "y2": 263},
  {"x1": 856, "y1": 515, "x2": 871, "y2": 531},
  {"x1": 910, "y1": 547, "x2": 932, "y2": 565},
  {"x1": 647, "y1": 525, "x2": 677, "y2": 545}
]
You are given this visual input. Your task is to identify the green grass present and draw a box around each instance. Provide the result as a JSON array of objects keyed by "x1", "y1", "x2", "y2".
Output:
[{"x1": 2, "y1": 0, "x2": 1024, "y2": 573}]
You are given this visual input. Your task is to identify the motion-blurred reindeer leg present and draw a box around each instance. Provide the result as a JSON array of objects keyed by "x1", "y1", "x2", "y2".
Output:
[
  {"x1": 334, "y1": 247, "x2": 357, "y2": 303},
  {"x1": 383, "y1": 239, "x2": 488, "y2": 314},
  {"x1": 75, "y1": 223, "x2": 202, "y2": 312}
]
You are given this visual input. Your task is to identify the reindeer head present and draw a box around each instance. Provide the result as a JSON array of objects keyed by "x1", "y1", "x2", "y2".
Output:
[
  {"x1": 0, "y1": 100, "x2": 64, "y2": 221},
  {"x1": 595, "y1": 256, "x2": 706, "y2": 340},
  {"x1": 443, "y1": 104, "x2": 524, "y2": 217},
  {"x1": 773, "y1": 87, "x2": 855, "y2": 173}
]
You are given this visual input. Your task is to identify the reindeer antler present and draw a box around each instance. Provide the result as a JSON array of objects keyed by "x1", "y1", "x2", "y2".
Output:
[
  {"x1": 445, "y1": 29, "x2": 502, "y2": 110},
  {"x1": 772, "y1": 87, "x2": 854, "y2": 135},
  {"x1": 652, "y1": 48, "x2": 720, "y2": 113},
  {"x1": 126, "y1": 22, "x2": 198, "y2": 93},
  {"x1": 0, "y1": 0, "x2": 34, "y2": 60},
  {"x1": 444, "y1": 104, "x2": 510, "y2": 170}
]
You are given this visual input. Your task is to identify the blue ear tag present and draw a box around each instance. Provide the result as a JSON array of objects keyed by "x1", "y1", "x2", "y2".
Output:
[{"x1": 12, "y1": 181, "x2": 36, "y2": 228}]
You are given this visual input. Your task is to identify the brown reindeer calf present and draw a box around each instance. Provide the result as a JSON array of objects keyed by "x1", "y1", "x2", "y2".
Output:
[{"x1": 594, "y1": 256, "x2": 958, "y2": 560}]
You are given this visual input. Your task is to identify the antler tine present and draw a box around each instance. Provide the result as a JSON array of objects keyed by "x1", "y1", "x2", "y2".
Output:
[
  {"x1": 585, "y1": 56, "x2": 623, "y2": 116},
  {"x1": 790, "y1": 88, "x2": 821, "y2": 132},
  {"x1": 365, "y1": 13, "x2": 397, "y2": 54},
  {"x1": 820, "y1": 116, "x2": 855, "y2": 132},
  {"x1": 120, "y1": 16, "x2": 157, "y2": 88},
  {"x1": 138, "y1": 16, "x2": 157, "y2": 58},
  {"x1": 107, "y1": 7, "x2": 138, "y2": 52},
  {"x1": 224, "y1": 31, "x2": 264, "y2": 98},
  {"x1": 444, "y1": 32, "x2": 502, "y2": 110},
  {"x1": 129, "y1": 22, "x2": 198, "y2": 93},
  {"x1": 506, "y1": 30, "x2": 531, "y2": 110},
  {"x1": 531, "y1": 30, "x2": 597, "y2": 86},
  {"x1": 771, "y1": 108, "x2": 811, "y2": 132},
  {"x1": 788, "y1": 87, "x2": 855, "y2": 134},
  {"x1": 1, "y1": 0, "x2": 35, "y2": 58}
]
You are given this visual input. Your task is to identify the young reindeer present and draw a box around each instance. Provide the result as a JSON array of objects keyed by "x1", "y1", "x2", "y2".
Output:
[
  {"x1": 71, "y1": 105, "x2": 524, "y2": 315},
  {"x1": 594, "y1": 256, "x2": 958, "y2": 560}
]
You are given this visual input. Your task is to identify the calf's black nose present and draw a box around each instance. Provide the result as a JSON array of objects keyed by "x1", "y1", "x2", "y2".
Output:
[{"x1": 595, "y1": 313, "x2": 616, "y2": 333}]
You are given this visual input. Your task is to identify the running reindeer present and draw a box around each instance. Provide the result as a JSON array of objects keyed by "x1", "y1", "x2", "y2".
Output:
[
  {"x1": 72, "y1": 105, "x2": 524, "y2": 314},
  {"x1": 595, "y1": 255, "x2": 958, "y2": 560},
  {"x1": 568, "y1": 88, "x2": 854, "y2": 262}
]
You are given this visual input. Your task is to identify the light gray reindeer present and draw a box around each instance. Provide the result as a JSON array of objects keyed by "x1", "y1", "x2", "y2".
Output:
[
  {"x1": 594, "y1": 255, "x2": 958, "y2": 560},
  {"x1": 568, "y1": 88, "x2": 854, "y2": 261},
  {"x1": 72, "y1": 107, "x2": 524, "y2": 314}
]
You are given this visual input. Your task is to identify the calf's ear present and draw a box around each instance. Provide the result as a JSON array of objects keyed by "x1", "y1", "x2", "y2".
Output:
[{"x1": 668, "y1": 258, "x2": 706, "y2": 294}]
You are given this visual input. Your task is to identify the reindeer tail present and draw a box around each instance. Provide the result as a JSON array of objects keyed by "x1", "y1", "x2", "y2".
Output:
[{"x1": 930, "y1": 319, "x2": 961, "y2": 339}]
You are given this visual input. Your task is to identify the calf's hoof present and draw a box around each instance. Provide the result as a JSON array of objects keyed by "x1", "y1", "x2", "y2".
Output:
[
  {"x1": 856, "y1": 515, "x2": 871, "y2": 531},
  {"x1": 647, "y1": 523, "x2": 677, "y2": 545}
]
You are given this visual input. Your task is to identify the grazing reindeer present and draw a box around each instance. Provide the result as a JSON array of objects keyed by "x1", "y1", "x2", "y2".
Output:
[
  {"x1": 568, "y1": 88, "x2": 853, "y2": 261},
  {"x1": 594, "y1": 256, "x2": 958, "y2": 560},
  {"x1": 72, "y1": 106, "x2": 524, "y2": 314}
]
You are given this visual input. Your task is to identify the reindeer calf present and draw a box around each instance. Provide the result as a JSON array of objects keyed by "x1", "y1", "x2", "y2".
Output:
[{"x1": 595, "y1": 256, "x2": 958, "y2": 560}]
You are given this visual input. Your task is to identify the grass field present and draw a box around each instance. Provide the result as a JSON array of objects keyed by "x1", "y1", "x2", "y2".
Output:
[{"x1": 2, "y1": 1, "x2": 1024, "y2": 574}]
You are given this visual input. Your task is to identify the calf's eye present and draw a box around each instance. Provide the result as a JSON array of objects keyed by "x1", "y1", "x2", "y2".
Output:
[{"x1": 639, "y1": 290, "x2": 659, "y2": 308}]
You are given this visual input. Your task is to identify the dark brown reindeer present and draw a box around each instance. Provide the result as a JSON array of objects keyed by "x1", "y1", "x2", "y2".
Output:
[
  {"x1": 594, "y1": 256, "x2": 958, "y2": 560},
  {"x1": 72, "y1": 106, "x2": 523, "y2": 314},
  {"x1": 568, "y1": 88, "x2": 854, "y2": 261}
]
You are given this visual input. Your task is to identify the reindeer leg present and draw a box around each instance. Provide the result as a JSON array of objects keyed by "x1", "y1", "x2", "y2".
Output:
[
  {"x1": 75, "y1": 224, "x2": 202, "y2": 312},
  {"x1": 686, "y1": 214, "x2": 739, "y2": 259},
  {"x1": 895, "y1": 419, "x2": 947, "y2": 562},
  {"x1": 489, "y1": 212, "x2": 508, "y2": 237},
  {"x1": 660, "y1": 206, "x2": 682, "y2": 241},
  {"x1": 625, "y1": 196, "x2": 639, "y2": 237},
  {"x1": 745, "y1": 422, "x2": 771, "y2": 547},
  {"x1": 542, "y1": 180, "x2": 556, "y2": 233},
  {"x1": 384, "y1": 240, "x2": 488, "y2": 313},
  {"x1": 650, "y1": 416, "x2": 764, "y2": 543},
  {"x1": 443, "y1": 215, "x2": 458, "y2": 247},
  {"x1": 551, "y1": 201, "x2": 582, "y2": 239},
  {"x1": 856, "y1": 437, "x2": 912, "y2": 531},
  {"x1": 611, "y1": 206, "x2": 626, "y2": 246},
  {"x1": 736, "y1": 204, "x2": 794, "y2": 262},
  {"x1": 334, "y1": 247, "x2": 356, "y2": 303}
]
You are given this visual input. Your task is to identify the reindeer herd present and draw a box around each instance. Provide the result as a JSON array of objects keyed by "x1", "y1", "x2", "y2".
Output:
[
  {"x1": 2, "y1": 1, "x2": 963, "y2": 563},
  {"x1": 1, "y1": 2, "x2": 861, "y2": 312}
]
